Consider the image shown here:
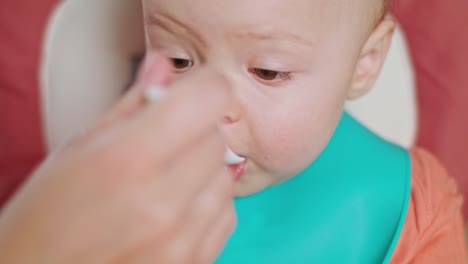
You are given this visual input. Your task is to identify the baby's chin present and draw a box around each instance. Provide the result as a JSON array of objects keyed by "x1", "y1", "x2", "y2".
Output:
[
  {"x1": 233, "y1": 169, "x2": 290, "y2": 197},
  {"x1": 234, "y1": 181, "x2": 267, "y2": 197}
]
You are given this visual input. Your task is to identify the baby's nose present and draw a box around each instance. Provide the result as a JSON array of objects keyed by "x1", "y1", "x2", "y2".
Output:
[
  {"x1": 192, "y1": 68, "x2": 242, "y2": 125},
  {"x1": 221, "y1": 85, "x2": 243, "y2": 124},
  {"x1": 223, "y1": 106, "x2": 242, "y2": 124}
]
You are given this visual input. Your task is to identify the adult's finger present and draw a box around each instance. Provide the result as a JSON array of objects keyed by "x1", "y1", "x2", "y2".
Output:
[
  {"x1": 148, "y1": 128, "x2": 226, "y2": 208},
  {"x1": 183, "y1": 169, "x2": 234, "y2": 245},
  {"x1": 83, "y1": 51, "x2": 173, "y2": 141},
  {"x1": 197, "y1": 202, "x2": 237, "y2": 263},
  {"x1": 118, "y1": 68, "x2": 231, "y2": 167}
]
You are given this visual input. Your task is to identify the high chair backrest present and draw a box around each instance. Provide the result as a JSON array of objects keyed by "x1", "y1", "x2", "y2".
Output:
[{"x1": 41, "y1": 0, "x2": 417, "y2": 151}]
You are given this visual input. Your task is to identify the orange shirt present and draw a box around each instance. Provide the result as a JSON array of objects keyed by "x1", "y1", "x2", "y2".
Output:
[{"x1": 390, "y1": 148, "x2": 467, "y2": 263}]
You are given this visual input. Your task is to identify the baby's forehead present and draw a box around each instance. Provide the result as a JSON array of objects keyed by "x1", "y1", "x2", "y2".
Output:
[
  {"x1": 144, "y1": 0, "x2": 382, "y2": 41},
  {"x1": 146, "y1": 0, "x2": 383, "y2": 18}
]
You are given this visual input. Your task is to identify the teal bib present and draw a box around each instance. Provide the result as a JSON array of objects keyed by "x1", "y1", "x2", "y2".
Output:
[{"x1": 216, "y1": 112, "x2": 411, "y2": 264}]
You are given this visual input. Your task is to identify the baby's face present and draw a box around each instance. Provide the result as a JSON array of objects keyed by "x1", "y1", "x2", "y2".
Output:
[{"x1": 143, "y1": 0, "x2": 379, "y2": 196}]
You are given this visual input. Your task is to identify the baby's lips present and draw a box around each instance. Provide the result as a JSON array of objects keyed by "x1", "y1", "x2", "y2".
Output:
[{"x1": 225, "y1": 147, "x2": 246, "y2": 165}]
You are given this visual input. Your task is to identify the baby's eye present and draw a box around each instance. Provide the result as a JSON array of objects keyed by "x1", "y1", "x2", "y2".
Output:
[
  {"x1": 171, "y1": 58, "x2": 193, "y2": 72},
  {"x1": 250, "y1": 68, "x2": 292, "y2": 83}
]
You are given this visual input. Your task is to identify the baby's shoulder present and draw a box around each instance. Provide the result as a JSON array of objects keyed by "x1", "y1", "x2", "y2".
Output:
[
  {"x1": 409, "y1": 148, "x2": 459, "y2": 206},
  {"x1": 408, "y1": 147, "x2": 461, "y2": 225},
  {"x1": 389, "y1": 148, "x2": 466, "y2": 263}
]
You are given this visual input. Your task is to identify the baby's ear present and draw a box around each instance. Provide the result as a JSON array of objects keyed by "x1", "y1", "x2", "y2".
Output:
[{"x1": 348, "y1": 18, "x2": 396, "y2": 100}]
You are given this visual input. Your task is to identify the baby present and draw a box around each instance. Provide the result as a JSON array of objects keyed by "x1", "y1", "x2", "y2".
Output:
[{"x1": 141, "y1": 0, "x2": 466, "y2": 262}]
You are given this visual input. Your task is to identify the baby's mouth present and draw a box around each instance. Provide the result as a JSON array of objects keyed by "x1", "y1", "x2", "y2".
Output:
[{"x1": 225, "y1": 147, "x2": 247, "y2": 181}]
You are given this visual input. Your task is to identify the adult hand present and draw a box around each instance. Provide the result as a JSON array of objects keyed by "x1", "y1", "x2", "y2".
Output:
[{"x1": 0, "y1": 51, "x2": 236, "y2": 264}]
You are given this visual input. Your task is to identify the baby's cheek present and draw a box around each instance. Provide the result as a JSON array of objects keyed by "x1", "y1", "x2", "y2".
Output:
[{"x1": 252, "y1": 118, "x2": 324, "y2": 176}]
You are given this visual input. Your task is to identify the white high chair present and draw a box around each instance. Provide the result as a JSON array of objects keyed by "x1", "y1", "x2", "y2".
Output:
[{"x1": 40, "y1": 0, "x2": 417, "y2": 152}]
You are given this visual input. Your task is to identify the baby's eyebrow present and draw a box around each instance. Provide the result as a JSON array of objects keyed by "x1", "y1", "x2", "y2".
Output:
[
  {"x1": 145, "y1": 13, "x2": 207, "y2": 48},
  {"x1": 228, "y1": 29, "x2": 317, "y2": 48},
  {"x1": 146, "y1": 13, "x2": 316, "y2": 49}
]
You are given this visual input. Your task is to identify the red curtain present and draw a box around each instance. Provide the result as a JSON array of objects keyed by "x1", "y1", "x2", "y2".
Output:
[
  {"x1": 391, "y1": 0, "x2": 468, "y2": 217},
  {"x1": 0, "y1": 0, "x2": 57, "y2": 208}
]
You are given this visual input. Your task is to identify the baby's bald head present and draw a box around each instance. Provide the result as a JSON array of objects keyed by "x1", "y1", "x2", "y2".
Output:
[
  {"x1": 379, "y1": 0, "x2": 391, "y2": 17},
  {"x1": 358, "y1": 0, "x2": 391, "y2": 37},
  {"x1": 374, "y1": 0, "x2": 391, "y2": 22}
]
